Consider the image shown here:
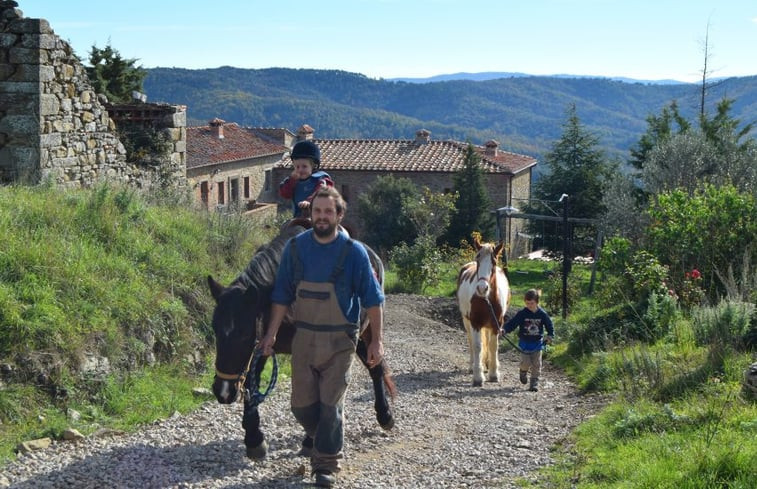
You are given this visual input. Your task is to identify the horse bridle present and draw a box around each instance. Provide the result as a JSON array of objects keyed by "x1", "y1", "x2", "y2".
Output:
[{"x1": 215, "y1": 347, "x2": 279, "y2": 406}]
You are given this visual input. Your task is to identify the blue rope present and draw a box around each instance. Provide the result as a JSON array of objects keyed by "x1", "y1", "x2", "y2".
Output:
[{"x1": 246, "y1": 348, "x2": 278, "y2": 407}]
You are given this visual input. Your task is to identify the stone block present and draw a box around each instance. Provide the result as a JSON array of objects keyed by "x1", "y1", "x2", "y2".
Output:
[
  {"x1": 7, "y1": 18, "x2": 51, "y2": 35},
  {"x1": 20, "y1": 33, "x2": 57, "y2": 50},
  {"x1": 0, "y1": 81, "x2": 38, "y2": 93},
  {"x1": 163, "y1": 110, "x2": 186, "y2": 128},
  {"x1": 0, "y1": 63, "x2": 15, "y2": 80},
  {"x1": 8, "y1": 47, "x2": 44, "y2": 64},
  {"x1": 0, "y1": 32, "x2": 18, "y2": 48},
  {"x1": 0, "y1": 114, "x2": 37, "y2": 136},
  {"x1": 39, "y1": 132, "x2": 61, "y2": 148},
  {"x1": 39, "y1": 93, "x2": 59, "y2": 115}
]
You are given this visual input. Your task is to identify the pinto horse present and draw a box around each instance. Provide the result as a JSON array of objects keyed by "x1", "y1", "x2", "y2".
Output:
[
  {"x1": 456, "y1": 235, "x2": 510, "y2": 386},
  {"x1": 207, "y1": 219, "x2": 396, "y2": 460}
]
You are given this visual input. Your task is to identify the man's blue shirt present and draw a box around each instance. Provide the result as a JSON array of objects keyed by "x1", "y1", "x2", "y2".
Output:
[{"x1": 271, "y1": 231, "x2": 384, "y2": 324}]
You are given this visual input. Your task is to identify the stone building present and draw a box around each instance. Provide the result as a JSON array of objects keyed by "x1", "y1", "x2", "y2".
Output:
[
  {"x1": 272, "y1": 125, "x2": 537, "y2": 253},
  {"x1": 0, "y1": 1, "x2": 186, "y2": 189},
  {"x1": 185, "y1": 118, "x2": 290, "y2": 211}
]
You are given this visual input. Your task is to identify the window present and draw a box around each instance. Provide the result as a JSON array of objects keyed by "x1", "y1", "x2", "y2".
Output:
[
  {"x1": 243, "y1": 176, "x2": 250, "y2": 199},
  {"x1": 264, "y1": 169, "x2": 271, "y2": 191},
  {"x1": 230, "y1": 178, "x2": 239, "y2": 203},
  {"x1": 218, "y1": 181, "x2": 225, "y2": 205},
  {"x1": 341, "y1": 184, "x2": 350, "y2": 202},
  {"x1": 200, "y1": 181, "x2": 209, "y2": 208}
]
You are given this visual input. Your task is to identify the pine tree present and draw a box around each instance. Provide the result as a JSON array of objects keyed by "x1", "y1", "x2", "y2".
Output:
[
  {"x1": 443, "y1": 144, "x2": 494, "y2": 246},
  {"x1": 531, "y1": 104, "x2": 613, "y2": 254},
  {"x1": 534, "y1": 104, "x2": 611, "y2": 219},
  {"x1": 86, "y1": 43, "x2": 147, "y2": 103}
]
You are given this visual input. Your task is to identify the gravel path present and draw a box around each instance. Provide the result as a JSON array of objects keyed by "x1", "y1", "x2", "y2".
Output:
[{"x1": 1, "y1": 294, "x2": 606, "y2": 488}]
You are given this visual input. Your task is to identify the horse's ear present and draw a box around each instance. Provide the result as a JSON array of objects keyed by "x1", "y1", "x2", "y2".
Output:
[
  {"x1": 494, "y1": 241, "x2": 505, "y2": 258},
  {"x1": 472, "y1": 234, "x2": 482, "y2": 250},
  {"x1": 207, "y1": 275, "x2": 225, "y2": 302}
]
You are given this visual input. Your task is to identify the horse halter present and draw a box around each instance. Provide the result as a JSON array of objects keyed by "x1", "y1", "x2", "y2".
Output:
[
  {"x1": 474, "y1": 246, "x2": 496, "y2": 296},
  {"x1": 215, "y1": 348, "x2": 279, "y2": 406}
]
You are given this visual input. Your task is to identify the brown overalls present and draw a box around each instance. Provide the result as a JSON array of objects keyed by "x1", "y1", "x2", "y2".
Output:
[{"x1": 290, "y1": 240, "x2": 358, "y2": 474}]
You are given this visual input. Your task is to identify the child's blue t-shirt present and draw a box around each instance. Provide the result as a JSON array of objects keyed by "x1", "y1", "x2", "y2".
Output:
[
  {"x1": 503, "y1": 306, "x2": 555, "y2": 352},
  {"x1": 289, "y1": 171, "x2": 331, "y2": 217}
]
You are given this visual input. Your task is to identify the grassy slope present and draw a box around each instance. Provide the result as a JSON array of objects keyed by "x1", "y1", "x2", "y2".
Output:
[{"x1": 0, "y1": 184, "x2": 273, "y2": 463}]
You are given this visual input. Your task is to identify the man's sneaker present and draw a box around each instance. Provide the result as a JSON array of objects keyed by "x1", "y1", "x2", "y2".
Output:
[
  {"x1": 314, "y1": 470, "x2": 336, "y2": 488},
  {"x1": 529, "y1": 378, "x2": 539, "y2": 392},
  {"x1": 519, "y1": 371, "x2": 528, "y2": 385}
]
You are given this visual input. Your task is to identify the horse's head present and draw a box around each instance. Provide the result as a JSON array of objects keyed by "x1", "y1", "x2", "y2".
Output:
[
  {"x1": 207, "y1": 275, "x2": 266, "y2": 404},
  {"x1": 472, "y1": 239, "x2": 504, "y2": 298}
]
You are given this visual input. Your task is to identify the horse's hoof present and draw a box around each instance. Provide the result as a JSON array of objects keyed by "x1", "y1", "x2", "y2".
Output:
[
  {"x1": 472, "y1": 379, "x2": 483, "y2": 387},
  {"x1": 487, "y1": 376, "x2": 499, "y2": 383},
  {"x1": 246, "y1": 439, "x2": 268, "y2": 460},
  {"x1": 378, "y1": 414, "x2": 395, "y2": 431}
]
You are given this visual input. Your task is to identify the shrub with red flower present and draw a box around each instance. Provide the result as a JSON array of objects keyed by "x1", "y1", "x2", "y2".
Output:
[{"x1": 678, "y1": 268, "x2": 705, "y2": 309}]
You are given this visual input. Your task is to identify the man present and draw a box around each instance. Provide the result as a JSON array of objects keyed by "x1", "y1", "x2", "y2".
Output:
[{"x1": 259, "y1": 186, "x2": 384, "y2": 488}]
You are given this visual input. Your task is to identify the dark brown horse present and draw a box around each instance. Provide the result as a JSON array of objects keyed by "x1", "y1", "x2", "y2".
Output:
[{"x1": 207, "y1": 219, "x2": 396, "y2": 459}]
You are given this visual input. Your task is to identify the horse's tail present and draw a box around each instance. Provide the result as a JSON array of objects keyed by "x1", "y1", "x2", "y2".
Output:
[{"x1": 382, "y1": 363, "x2": 398, "y2": 401}]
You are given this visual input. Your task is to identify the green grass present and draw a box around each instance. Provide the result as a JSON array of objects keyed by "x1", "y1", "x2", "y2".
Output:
[{"x1": 0, "y1": 183, "x2": 275, "y2": 464}]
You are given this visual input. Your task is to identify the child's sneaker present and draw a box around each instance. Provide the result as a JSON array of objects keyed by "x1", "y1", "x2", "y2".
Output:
[{"x1": 519, "y1": 371, "x2": 528, "y2": 384}]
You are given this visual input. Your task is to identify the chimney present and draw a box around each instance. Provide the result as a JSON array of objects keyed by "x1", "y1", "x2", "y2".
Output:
[
  {"x1": 484, "y1": 139, "x2": 499, "y2": 157},
  {"x1": 297, "y1": 124, "x2": 315, "y2": 141},
  {"x1": 209, "y1": 118, "x2": 225, "y2": 139},
  {"x1": 414, "y1": 129, "x2": 431, "y2": 145}
]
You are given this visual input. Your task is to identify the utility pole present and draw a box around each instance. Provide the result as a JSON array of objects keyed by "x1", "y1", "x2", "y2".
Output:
[{"x1": 559, "y1": 194, "x2": 569, "y2": 319}]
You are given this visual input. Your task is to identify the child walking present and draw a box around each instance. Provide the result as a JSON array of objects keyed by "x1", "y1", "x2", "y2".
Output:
[
  {"x1": 501, "y1": 289, "x2": 554, "y2": 392},
  {"x1": 279, "y1": 140, "x2": 333, "y2": 218}
]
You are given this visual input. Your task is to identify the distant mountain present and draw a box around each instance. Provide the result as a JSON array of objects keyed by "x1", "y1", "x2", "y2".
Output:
[
  {"x1": 389, "y1": 72, "x2": 688, "y2": 85},
  {"x1": 142, "y1": 67, "x2": 757, "y2": 162}
]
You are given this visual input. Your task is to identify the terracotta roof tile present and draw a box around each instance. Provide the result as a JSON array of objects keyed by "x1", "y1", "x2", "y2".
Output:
[
  {"x1": 277, "y1": 139, "x2": 536, "y2": 174},
  {"x1": 186, "y1": 123, "x2": 288, "y2": 169}
]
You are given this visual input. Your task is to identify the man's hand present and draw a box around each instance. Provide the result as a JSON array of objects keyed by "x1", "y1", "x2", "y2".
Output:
[
  {"x1": 367, "y1": 338, "x2": 384, "y2": 368},
  {"x1": 259, "y1": 333, "x2": 276, "y2": 357}
]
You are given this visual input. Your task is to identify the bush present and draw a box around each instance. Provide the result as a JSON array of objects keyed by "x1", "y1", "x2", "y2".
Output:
[
  {"x1": 388, "y1": 235, "x2": 443, "y2": 293},
  {"x1": 691, "y1": 301, "x2": 755, "y2": 352}
]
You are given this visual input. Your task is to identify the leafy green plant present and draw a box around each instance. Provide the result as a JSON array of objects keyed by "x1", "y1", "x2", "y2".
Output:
[
  {"x1": 388, "y1": 235, "x2": 444, "y2": 293},
  {"x1": 691, "y1": 301, "x2": 755, "y2": 352}
]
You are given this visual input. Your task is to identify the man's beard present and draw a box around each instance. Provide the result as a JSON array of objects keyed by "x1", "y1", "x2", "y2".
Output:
[{"x1": 313, "y1": 220, "x2": 337, "y2": 238}]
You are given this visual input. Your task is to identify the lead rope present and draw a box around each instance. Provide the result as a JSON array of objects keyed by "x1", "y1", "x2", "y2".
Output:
[
  {"x1": 245, "y1": 348, "x2": 279, "y2": 407},
  {"x1": 485, "y1": 298, "x2": 525, "y2": 353}
]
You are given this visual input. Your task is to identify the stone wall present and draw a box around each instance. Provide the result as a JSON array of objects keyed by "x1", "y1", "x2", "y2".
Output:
[{"x1": 0, "y1": 1, "x2": 186, "y2": 189}]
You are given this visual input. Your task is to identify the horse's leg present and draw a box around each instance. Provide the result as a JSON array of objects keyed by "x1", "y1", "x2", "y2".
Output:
[
  {"x1": 462, "y1": 317, "x2": 474, "y2": 374},
  {"x1": 486, "y1": 328, "x2": 500, "y2": 382},
  {"x1": 242, "y1": 361, "x2": 268, "y2": 459},
  {"x1": 471, "y1": 329, "x2": 484, "y2": 387},
  {"x1": 356, "y1": 338, "x2": 395, "y2": 430}
]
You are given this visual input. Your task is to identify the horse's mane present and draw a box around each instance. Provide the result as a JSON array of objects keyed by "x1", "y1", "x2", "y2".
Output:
[{"x1": 232, "y1": 224, "x2": 306, "y2": 291}]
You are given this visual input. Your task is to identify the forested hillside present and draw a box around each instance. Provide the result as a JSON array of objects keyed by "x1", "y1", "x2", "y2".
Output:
[{"x1": 143, "y1": 67, "x2": 757, "y2": 160}]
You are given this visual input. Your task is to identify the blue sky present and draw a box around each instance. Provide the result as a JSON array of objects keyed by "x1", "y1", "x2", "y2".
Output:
[{"x1": 20, "y1": 0, "x2": 757, "y2": 82}]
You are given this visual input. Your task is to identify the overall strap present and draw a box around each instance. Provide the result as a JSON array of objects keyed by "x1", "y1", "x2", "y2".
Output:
[
  {"x1": 329, "y1": 239, "x2": 354, "y2": 283},
  {"x1": 290, "y1": 236, "x2": 353, "y2": 284}
]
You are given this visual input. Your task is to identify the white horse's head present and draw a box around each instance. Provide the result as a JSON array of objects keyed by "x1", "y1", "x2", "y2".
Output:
[{"x1": 472, "y1": 235, "x2": 504, "y2": 298}]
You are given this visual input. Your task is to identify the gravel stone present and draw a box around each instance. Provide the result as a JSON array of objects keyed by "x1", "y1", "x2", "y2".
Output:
[{"x1": 1, "y1": 294, "x2": 607, "y2": 488}]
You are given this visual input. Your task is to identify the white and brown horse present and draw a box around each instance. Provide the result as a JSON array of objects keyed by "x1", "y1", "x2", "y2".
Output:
[{"x1": 456, "y1": 235, "x2": 510, "y2": 386}]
